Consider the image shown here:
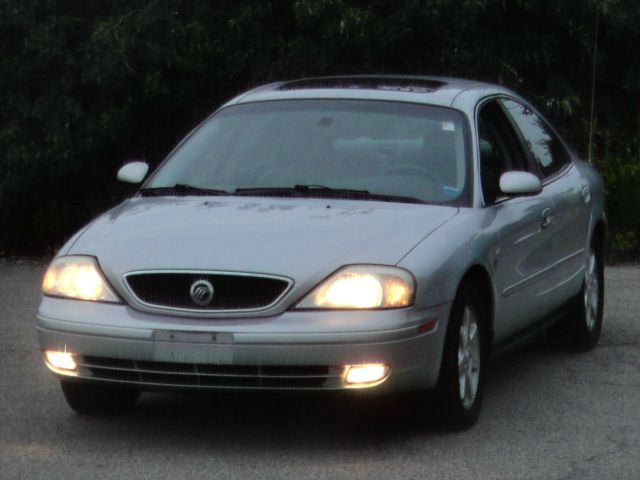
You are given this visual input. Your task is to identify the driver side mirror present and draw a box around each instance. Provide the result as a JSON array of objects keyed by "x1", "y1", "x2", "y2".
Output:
[
  {"x1": 499, "y1": 171, "x2": 542, "y2": 196},
  {"x1": 117, "y1": 161, "x2": 149, "y2": 184}
]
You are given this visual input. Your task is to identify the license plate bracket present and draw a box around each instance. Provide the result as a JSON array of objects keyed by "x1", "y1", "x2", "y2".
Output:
[{"x1": 152, "y1": 330, "x2": 234, "y2": 363}]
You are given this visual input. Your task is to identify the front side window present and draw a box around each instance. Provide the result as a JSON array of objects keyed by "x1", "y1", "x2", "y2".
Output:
[
  {"x1": 146, "y1": 100, "x2": 470, "y2": 205},
  {"x1": 477, "y1": 100, "x2": 528, "y2": 205},
  {"x1": 500, "y1": 99, "x2": 570, "y2": 178}
]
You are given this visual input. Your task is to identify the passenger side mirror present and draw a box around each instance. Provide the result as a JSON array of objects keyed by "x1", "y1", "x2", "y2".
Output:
[
  {"x1": 499, "y1": 171, "x2": 542, "y2": 196},
  {"x1": 117, "y1": 161, "x2": 149, "y2": 184}
]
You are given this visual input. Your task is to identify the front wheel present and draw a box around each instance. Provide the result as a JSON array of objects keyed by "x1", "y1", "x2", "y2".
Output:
[
  {"x1": 436, "y1": 282, "x2": 487, "y2": 430},
  {"x1": 60, "y1": 379, "x2": 140, "y2": 415}
]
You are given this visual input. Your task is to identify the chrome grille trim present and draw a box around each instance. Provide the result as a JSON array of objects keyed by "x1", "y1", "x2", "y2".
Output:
[
  {"x1": 76, "y1": 356, "x2": 344, "y2": 390},
  {"x1": 122, "y1": 269, "x2": 294, "y2": 314}
]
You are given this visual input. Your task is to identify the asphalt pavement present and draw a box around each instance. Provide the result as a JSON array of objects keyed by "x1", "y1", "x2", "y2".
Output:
[{"x1": 1, "y1": 259, "x2": 639, "y2": 480}]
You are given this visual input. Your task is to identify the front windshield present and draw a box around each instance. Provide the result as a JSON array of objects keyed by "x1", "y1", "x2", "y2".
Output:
[{"x1": 146, "y1": 99, "x2": 470, "y2": 205}]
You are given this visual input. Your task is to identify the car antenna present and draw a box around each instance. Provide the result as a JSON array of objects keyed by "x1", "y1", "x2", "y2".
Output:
[{"x1": 587, "y1": 0, "x2": 600, "y2": 164}]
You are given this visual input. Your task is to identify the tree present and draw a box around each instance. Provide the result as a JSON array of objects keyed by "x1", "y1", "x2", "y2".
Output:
[{"x1": 1, "y1": 0, "x2": 638, "y2": 258}]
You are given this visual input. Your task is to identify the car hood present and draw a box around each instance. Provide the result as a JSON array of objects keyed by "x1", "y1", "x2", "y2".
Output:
[{"x1": 67, "y1": 196, "x2": 458, "y2": 300}]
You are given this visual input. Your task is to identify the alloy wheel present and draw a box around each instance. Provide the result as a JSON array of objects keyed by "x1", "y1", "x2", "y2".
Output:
[
  {"x1": 584, "y1": 249, "x2": 600, "y2": 332},
  {"x1": 458, "y1": 306, "x2": 481, "y2": 409}
]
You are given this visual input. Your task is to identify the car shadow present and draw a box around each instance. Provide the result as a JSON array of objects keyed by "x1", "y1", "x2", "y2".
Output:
[{"x1": 67, "y1": 389, "x2": 448, "y2": 452}]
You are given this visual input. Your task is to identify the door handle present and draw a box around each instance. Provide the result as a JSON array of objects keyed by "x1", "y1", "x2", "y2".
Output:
[
  {"x1": 541, "y1": 208, "x2": 553, "y2": 228},
  {"x1": 582, "y1": 186, "x2": 591, "y2": 205}
]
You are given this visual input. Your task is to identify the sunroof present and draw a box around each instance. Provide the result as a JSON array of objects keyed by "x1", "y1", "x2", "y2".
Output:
[{"x1": 278, "y1": 77, "x2": 445, "y2": 94}]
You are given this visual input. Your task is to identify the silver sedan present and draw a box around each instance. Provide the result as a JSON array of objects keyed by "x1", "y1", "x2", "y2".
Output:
[{"x1": 37, "y1": 76, "x2": 605, "y2": 429}]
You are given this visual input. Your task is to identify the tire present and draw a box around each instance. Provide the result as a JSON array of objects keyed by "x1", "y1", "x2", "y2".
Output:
[
  {"x1": 551, "y1": 239, "x2": 604, "y2": 351},
  {"x1": 436, "y1": 282, "x2": 487, "y2": 430},
  {"x1": 60, "y1": 379, "x2": 140, "y2": 415}
]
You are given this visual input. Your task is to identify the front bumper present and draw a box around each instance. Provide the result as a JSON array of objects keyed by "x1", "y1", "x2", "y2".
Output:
[{"x1": 37, "y1": 297, "x2": 451, "y2": 393}]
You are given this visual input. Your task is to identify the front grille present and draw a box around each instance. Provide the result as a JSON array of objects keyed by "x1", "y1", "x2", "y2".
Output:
[
  {"x1": 124, "y1": 271, "x2": 292, "y2": 312},
  {"x1": 77, "y1": 356, "x2": 344, "y2": 390}
]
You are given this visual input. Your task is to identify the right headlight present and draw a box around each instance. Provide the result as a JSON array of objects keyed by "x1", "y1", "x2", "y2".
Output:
[
  {"x1": 295, "y1": 265, "x2": 415, "y2": 310},
  {"x1": 42, "y1": 255, "x2": 120, "y2": 303}
]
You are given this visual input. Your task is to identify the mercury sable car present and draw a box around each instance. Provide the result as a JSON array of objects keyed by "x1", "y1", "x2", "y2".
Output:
[{"x1": 37, "y1": 76, "x2": 605, "y2": 429}]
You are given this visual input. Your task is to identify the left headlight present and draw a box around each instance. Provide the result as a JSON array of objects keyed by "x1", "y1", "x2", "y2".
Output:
[
  {"x1": 295, "y1": 265, "x2": 415, "y2": 309},
  {"x1": 42, "y1": 255, "x2": 120, "y2": 303}
]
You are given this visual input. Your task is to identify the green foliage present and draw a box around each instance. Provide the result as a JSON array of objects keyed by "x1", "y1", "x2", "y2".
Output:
[
  {"x1": 596, "y1": 135, "x2": 640, "y2": 261},
  {"x1": 0, "y1": 0, "x2": 639, "y2": 258}
]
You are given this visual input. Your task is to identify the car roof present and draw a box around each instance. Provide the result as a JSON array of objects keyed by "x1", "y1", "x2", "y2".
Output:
[{"x1": 223, "y1": 75, "x2": 516, "y2": 111}]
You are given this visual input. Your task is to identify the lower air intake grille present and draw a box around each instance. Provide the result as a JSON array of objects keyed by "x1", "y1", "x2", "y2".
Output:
[{"x1": 77, "y1": 356, "x2": 343, "y2": 390}]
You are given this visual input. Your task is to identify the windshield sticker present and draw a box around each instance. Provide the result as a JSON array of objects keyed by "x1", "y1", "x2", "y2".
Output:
[{"x1": 442, "y1": 121, "x2": 455, "y2": 132}]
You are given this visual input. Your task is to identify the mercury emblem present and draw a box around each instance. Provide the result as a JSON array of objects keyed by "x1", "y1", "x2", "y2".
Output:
[{"x1": 189, "y1": 279, "x2": 214, "y2": 306}]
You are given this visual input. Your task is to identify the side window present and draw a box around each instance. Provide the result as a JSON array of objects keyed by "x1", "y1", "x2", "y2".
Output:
[
  {"x1": 477, "y1": 100, "x2": 528, "y2": 205},
  {"x1": 500, "y1": 99, "x2": 570, "y2": 178}
]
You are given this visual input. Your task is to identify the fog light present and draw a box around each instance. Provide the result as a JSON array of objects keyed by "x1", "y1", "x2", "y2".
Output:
[
  {"x1": 44, "y1": 350, "x2": 78, "y2": 376},
  {"x1": 343, "y1": 364, "x2": 389, "y2": 388}
]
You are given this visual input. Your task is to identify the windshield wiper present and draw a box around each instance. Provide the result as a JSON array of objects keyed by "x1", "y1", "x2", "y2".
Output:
[
  {"x1": 233, "y1": 186, "x2": 302, "y2": 197},
  {"x1": 233, "y1": 184, "x2": 426, "y2": 204},
  {"x1": 293, "y1": 184, "x2": 370, "y2": 195},
  {"x1": 233, "y1": 185, "x2": 370, "y2": 197},
  {"x1": 294, "y1": 185, "x2": 426, "y2": 204},
  {"x1": 140, "y1": 184, "x2": 229, "y2": 197}
]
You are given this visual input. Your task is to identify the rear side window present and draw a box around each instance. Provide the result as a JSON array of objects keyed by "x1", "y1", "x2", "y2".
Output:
[{"x1": 500, "y1": 99, "x2": 570, "y2": 178}]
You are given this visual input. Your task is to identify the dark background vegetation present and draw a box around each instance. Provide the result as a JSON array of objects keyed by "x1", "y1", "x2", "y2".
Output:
[{"x1": 1, "y1": 0, "x2": 638, "y2": 260}]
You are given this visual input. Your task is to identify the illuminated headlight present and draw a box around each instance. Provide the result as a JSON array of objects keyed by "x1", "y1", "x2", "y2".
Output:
[
  {"x1": 42, "y1": 255, "x2": 119, "y2": 302},
  {"x1": 296, "y1": 265, "x2": 415, "y2": 309}
]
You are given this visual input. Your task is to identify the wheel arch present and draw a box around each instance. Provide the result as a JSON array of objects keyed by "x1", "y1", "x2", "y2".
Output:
[
  {"x1": 458, "y1": 264, "x2": 495, "y2": 352},
  {"x1": 592, "y1": 219, "x2": 606, "y2": 255}
]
